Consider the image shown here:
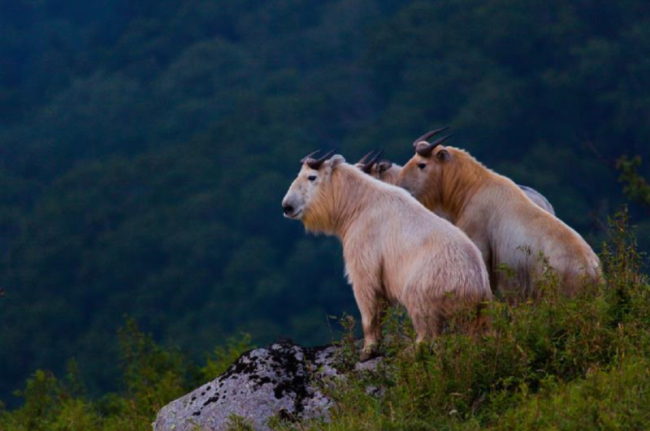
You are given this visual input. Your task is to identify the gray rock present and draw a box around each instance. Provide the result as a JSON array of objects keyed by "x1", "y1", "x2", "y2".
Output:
[{"x1": 153, "y1": 341, "x2": 380, "y2": 431}]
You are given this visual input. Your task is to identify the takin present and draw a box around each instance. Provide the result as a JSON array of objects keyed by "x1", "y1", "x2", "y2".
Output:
[
  {"x1": 397, "y1": 131, "x2": 601, "y2": 300},
  {"x1": 282, "y1": 150, "x2": 492, "y2": 360},
  {"x1": 356, "y1": 146, "x2": 555, "y2": 215}
]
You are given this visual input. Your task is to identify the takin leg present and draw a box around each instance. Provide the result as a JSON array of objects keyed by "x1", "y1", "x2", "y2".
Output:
[
  {"x1": 402, "y1": 309, "x2": 443, "y2": 360},
  {"x1": 410, "y1": 291, "x2": 491, "y2": 343},
  {"x1": 352, "y1": 286, "x2": 385, "y2": 362},
  {"x1": 409, "y1": 304, "x2": 445, "y2": 344}
]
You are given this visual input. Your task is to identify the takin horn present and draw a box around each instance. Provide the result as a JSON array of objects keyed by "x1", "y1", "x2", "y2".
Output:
[
  {"x1": 300, "y1": 150, "x2": 321, "y2": 164},
  {"x1": 306, "y1": 149, "x2": 337, "y2": 169},
  {"x1": 412, "y1": 126, "x2": 451, "y2": 148},
  {"x1": 357, "y1": 150, "x2": 377, "y2": 166},
  {"x1": 361, "y1": 149, "x2": 384, "y2": 173},
  {"x1": 415, "y1": 134, "x2": 454, "y2": 157}
]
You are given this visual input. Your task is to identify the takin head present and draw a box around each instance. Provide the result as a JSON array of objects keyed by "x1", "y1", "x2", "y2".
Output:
[
  {"x1": 397, "y1": 127, "x2": 455, "y2": 206},
  {"x1": 281, "y1": 149, "x2": 345, "y2": 222}
]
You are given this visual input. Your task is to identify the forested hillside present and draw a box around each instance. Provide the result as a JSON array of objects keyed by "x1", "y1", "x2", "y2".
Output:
[{"x1": 1, "y1": 0, "x2": 649, "y2": 403}]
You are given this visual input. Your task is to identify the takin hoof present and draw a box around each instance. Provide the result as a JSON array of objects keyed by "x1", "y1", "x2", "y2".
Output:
[{"x1": 359, "y1": 347, "x2": 379, "y2": 362}]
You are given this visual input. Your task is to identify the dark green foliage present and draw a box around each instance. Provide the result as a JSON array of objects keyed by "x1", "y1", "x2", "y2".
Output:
[
  {"x1": 0, "y1": 319, "x2": 248, "y2": 431},
  {"x1": 200, "y1": 333, "x2": 254, "y2": 380},
  {"x1": 1, "y1": 0, "x2": 650, "y2": 406},
  {"x1": 489, "y1": 358, "x2": 650, "y2": 431},
  {"x1": 617, "y1": 156, "x2": 650, "y2": 210}
]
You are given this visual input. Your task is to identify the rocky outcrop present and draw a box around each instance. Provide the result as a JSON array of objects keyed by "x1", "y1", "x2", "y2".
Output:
[{"x1": 153, "y1": 341, "x2": 379, "y2": 431}]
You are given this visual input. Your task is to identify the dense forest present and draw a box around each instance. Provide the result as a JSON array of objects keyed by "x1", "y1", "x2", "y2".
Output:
[{"x1": 1, "y1": 0, "x2": 649, "y2": 406}]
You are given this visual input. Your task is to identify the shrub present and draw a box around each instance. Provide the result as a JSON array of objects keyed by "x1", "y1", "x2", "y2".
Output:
[{"x1": 0, "y1": 320, "x2": 253, "y2": 431}]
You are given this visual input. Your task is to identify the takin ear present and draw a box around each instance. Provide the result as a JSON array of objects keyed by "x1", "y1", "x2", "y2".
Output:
[
  {"x1": 329, "y1": 154, "x2": 345, "y2": 169},
  {"x1": 377, "y1": 160, "x2": 392, "y2": 174},
  {"x1": 436, "y1": 149, "x2": 451, "y2": 163}
]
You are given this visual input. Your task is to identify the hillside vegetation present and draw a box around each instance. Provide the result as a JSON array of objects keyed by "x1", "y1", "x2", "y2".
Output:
[
  {"x1": 0, "y1": 212, "x2": 648, "y2": 430},
  {"x1": 1, "y1": 0, "x2": 650, "y2": 406}
]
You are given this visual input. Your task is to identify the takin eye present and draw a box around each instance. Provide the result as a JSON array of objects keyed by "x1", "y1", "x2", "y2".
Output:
[
  {"x1": 417, "y1": 163, "x2": 426, "y2": 170},
  {"x1": 308, "y1": 175, "x2": 317, "y2": 182}
]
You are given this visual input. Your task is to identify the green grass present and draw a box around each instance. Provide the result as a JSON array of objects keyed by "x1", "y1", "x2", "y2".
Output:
[{"x1": 490, "y1": 357, "x2": 650, "y2": 430}]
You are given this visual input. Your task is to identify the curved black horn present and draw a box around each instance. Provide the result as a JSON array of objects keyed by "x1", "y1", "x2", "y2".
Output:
[
  {"x1": 415, "y1": 134, "x2": 454, "y2": 157},
  {"x1": 412, "y1": 126, "x2": 451, "y2": 147},
  {"x1": 307, "y1": 149, "x2": 337, "y2": 170},
  {"x1": 431, "y1": 134, "x2": 454, "y2": 146},
  {"x1": 361, "y1": 149, "x2": 384, "y2": 173},
  {"x1": 300, "y1": 150, "x2": 321, "y2": 164},
  {"x1": 357, "y1": 150, "x2": 377, "y2": 165}
]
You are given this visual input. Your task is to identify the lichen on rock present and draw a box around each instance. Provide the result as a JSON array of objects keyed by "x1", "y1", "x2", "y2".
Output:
[{"x1": 153, "y1": 340, "x2": 379, "y2": 431}]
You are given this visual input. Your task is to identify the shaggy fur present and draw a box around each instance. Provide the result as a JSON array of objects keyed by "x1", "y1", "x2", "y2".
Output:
[
  {"x1": 283, "y1": 157, "x2": 492, "y2": 357},
  {"x1": 398, "y1": 145, "x2": 601, "y2": 300}
]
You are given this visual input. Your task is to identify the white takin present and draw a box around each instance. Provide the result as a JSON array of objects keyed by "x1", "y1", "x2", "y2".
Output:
[
  {"x1": 282, "y1": 150, "x2": 492, "y2": 360},
  {"x1": 397, "y1": 131, "x2": 601, "y2": 300}
]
